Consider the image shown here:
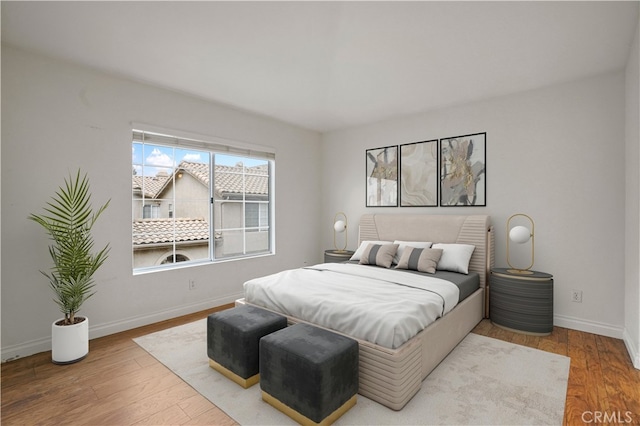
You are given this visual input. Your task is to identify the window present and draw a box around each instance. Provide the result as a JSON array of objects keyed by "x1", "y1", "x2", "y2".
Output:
[
  {"x1": 143, "y1": 204, "x2": 160, "y2": 219},
  {"x1": 161, "y1": 253, "x2": 189, "y2": 264},
  {"x1": 132, "y1": 129, "x2": 274, "y2": 272},
  {"x1": 244, "y1": 203, "x2": 269, "y2": 230}
]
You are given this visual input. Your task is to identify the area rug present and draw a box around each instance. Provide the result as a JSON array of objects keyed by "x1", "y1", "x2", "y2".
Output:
[{"x1": 134, "y1": 319, "x2": 570, "y2": 425}]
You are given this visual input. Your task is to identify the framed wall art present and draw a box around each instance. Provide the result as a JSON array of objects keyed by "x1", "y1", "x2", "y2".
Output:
[
  {"x1": 400, "y1": 140, "x2": 438, "y2": 207},
  {"x1": 439, "y1": 132, "x2": 486, "y2": 206},
  {"x1": 366, "y1": 145, "x2": 398, "y2": 207}
]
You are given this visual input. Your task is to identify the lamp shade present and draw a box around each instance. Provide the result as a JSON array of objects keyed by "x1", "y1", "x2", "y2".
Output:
[
  {"x1": 509, "y1": 225, "x2": 531, "y2": 244},
  {"x1": 506, "y1": 213, "x2": 535, "y2": 274},
  {"x1": 333, "y1": 212, "x2": 348, "y2": 252}
]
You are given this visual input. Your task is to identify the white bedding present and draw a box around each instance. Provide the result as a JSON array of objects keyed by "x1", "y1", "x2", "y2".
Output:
[{"x1": 243, "y1": 263, "x2": 460, "y2": 349}]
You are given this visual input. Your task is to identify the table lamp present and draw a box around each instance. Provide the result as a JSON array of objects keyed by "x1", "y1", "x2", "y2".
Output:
[
  {"x1": 506, "y1": 213, "x2": 535, "y2": 274},
  {"x1": 333, "y1": 212, "x2": 348, "y2": 252}
]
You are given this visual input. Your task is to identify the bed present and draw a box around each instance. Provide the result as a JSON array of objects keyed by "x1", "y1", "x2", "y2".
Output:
[{"x1": 238, "y1": 213, "x2": 494, "y2": 410}]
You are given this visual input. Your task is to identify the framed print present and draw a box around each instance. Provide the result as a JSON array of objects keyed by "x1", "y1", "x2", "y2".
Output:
[
  {"x1": 366, "y1": 145, "x2": 398, "y2": 207},
  {"x1": 440, "y1": 132, "x2": 486, "y2": 206},
  {"x1": 400, "y1": 140, "x2": 438, "y2": 207}
]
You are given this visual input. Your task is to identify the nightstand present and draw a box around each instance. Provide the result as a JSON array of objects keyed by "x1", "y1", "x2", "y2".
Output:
[
  {"x1": 324, "y1": 249, "x2": 354, "y2": 263},
  {"x1": 490, "y1": 268, "x2": 554, "y2": 335}
]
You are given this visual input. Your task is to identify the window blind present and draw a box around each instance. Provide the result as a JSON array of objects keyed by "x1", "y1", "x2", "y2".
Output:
[{"x1": 132, "y1": 129, "x2": 275, "y2": 161}]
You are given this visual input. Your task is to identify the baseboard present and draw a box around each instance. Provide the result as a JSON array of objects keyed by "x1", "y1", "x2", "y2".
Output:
[
  {"x1": 1, "y1": 336, "x2": 52, "y2": 364},
  {"x1": 88, "y1": 292, "x2": 242, "y2": 340},
  {"x1": 7, "y1": 304, "x2": 636, "y2": 368},
  {"x1": 554, "y1": 315, "x2": 640, "y2": 369},
  {"x1": 553, "y1": 315, "x2": 640, "y2": 370},
  {"x1": 1, "y1": 292, "x2": 243, "y2": 363},
  {"x1": 554, "y1": 314, "x2": 624, "y2": 339},
  {"x1": 622, "y1": 329, "x2": 640, "y2": 370}
]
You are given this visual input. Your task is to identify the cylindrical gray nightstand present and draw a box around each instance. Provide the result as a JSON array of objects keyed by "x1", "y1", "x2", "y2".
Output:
[
  {"x1": 324, "y1": 249, "x2": 354, "y2": 263},
  {"x1": 490, "y1": 268, "x2": 554, "y2": 335}
]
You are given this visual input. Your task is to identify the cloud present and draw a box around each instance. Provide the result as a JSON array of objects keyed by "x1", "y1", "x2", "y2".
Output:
[
  {"x1": 146, "y1": 148, "x2": 174, "y2": 167},
  {"x1": 183, "y1": 153, "x2": 202, "y2": 162}
]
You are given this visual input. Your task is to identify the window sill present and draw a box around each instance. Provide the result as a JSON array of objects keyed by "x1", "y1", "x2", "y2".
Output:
[{"x1": 133, "y1": 252, "x2": 275, "y2": 276}]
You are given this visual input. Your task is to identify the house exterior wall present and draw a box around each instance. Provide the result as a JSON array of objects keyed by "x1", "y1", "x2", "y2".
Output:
[
  {"x1": 133, "y1": 173, "x2": 210, "y2": 220},
  {"x1": 214, "y1": 202, "x2": 269, "y2": 258},
  {"x1": 159, "y1": 173, "x2": 210, "y2": 219},
  {"x1": 133, "y1": 244, "x2": 210, "y2": 269}
]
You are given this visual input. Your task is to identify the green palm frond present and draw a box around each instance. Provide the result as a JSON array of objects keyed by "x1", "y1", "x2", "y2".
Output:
[{"x1": 29, "y1": 170, "x2": 110, "y2": 325}]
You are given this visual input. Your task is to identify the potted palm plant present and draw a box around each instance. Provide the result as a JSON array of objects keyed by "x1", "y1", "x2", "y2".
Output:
[{"x1": 29, "y1": 170, "x2": 110, "y2": 364}]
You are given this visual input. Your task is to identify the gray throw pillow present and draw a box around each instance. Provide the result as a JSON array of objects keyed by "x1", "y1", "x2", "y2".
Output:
[
  {"x1": 358, "y1": 244, "x2": 399, "y2": 269},
  {"x1": 395, "y1": 247, "x2": 443, "y2": 274}
]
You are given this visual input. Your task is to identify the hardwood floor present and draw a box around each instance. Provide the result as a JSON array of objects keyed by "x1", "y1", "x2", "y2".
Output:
[
  {"x1": 1, "y1": 305, "x2": 237, "y2": 426},
  {"x1": 2, "y1": 310, "x2": 639, "y2": 425},
  {"x1": 473, "y1": 321, "x2": 640, "y2": 426}
]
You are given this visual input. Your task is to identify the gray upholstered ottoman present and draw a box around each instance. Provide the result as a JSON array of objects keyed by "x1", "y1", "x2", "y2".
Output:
[
  {"x1": 207, "y1": 305, "x2": 287, "y2": 388},
  {"x1": 260, "y1": 323, "x2": 359, "y2": 425}
]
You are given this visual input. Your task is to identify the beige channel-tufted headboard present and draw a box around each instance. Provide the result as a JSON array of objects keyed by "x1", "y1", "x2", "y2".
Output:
[{"x1": 358, "y1": 214, "x2": 494, "y2": 289}]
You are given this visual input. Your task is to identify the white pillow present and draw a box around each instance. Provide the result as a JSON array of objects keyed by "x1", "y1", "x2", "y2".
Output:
[
  {"x1": 393, "y1": 240, "x2": 433, "y2": 264},
  {"x1": 350, "y1": 240, "x2": 393, "y2": 261},
  {"x1": 432, "y1": 243, "x2": 475, "y2": 274}
]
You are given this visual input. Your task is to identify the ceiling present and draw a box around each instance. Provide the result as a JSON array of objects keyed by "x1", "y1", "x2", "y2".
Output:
[{"x1": 2, "y1": 1, "x2": 638, "y2": 133}]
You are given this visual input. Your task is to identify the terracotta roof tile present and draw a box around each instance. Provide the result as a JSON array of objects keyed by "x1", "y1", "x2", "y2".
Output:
[
  {"x1": 213, "y1": 164, "x2": 268, "y2": 195},
  {"x1": 179, "y1": 161, "x2": 209, "y2": 186},
  {"x1": 132, "y1": 218, "x2": 209, "y2": 245},
  {"x1": 133, "y1": 162, "x2": 269, "y2": 199},
  {"x1": 132, "y1": 174, "x2": 170, "y2": 198}
]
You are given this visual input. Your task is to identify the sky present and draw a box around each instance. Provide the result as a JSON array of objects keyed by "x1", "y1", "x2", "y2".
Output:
[{"x1": 132, "y1": 143, "x2": 267, "y2": 176}]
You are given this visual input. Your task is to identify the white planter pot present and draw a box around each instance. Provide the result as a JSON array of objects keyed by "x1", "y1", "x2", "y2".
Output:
[{"x1": 51, "y1": 316, "x2": 89, "y2": 364}]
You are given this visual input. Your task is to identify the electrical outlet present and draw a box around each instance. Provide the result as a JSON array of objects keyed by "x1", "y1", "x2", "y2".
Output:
[
  {"x1": 189, "y1": 279, "x2": 196, "y2": 290},
  {"x1": 571, "y1": 290, "x2": 582, "y2": 303}
]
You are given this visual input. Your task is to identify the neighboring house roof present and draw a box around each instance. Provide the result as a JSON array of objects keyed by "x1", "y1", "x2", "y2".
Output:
[
  {"x1": 132, "y1": 161, "x2": 268, "y2": 199},
  {"x1": 132, "y1": 218, "x2": 209, "y2": 246},
  {"x1": 178, "y1": 161, "x2": 209, "y2": 187},
  {"x1": 177, "y1": 161, "x2": 268, "y2": 196},
  {"x1": 213, "y1": 163, "x2": 268, "y2": 196},
  {"x1": 132, "y1": 174, "x2": 170, "y2": 198}
]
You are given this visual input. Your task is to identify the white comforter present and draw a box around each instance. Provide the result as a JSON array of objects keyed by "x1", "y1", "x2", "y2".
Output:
[{"x1": 243, "y1": 263, "x2": 460, "y2": 349}]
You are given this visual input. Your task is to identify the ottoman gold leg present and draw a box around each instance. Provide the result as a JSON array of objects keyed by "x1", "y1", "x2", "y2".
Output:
[
  {"x1": 209, "y1": 358, "x2": 259, "y2": 389},
  {"x1": 262, "y1": 390, "x2": 357, "y2": 426}
]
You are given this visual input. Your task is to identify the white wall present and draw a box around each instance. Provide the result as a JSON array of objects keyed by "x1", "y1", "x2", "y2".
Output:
[
  {"x1": 624, "y1": 15, "x2": 640, "y2": 369},
  {"x1": 1, "y1": 46, "x2": 323, "y2": 361},
  {"x1": 321, "y1": 71, "x2": 627, "y2": 339},
  {"x1": 3, "y1": 38, "x2": 638, "y2": 363}
]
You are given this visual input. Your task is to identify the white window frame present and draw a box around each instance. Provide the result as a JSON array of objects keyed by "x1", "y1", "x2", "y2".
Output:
[{"x1": 132, "y1": 126, "x2": 275, "y2": 274}]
